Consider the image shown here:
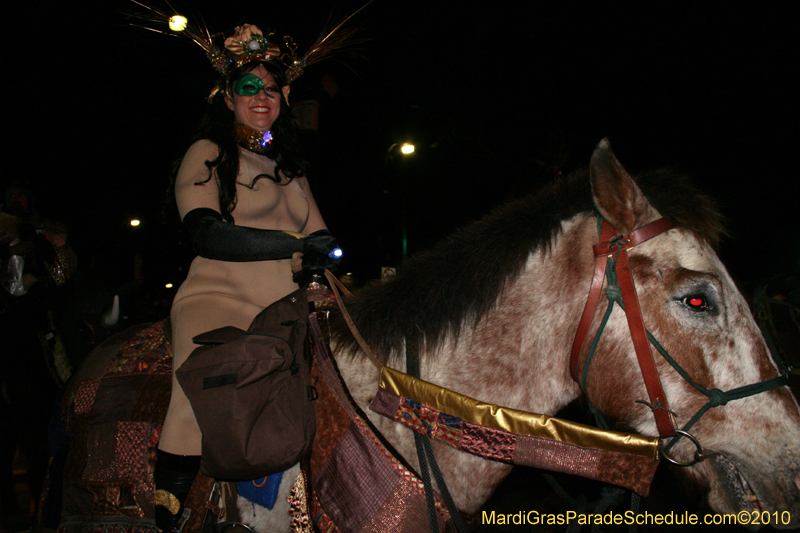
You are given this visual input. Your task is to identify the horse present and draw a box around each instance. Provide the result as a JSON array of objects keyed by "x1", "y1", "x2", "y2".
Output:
[{"x1": 54, "y1": 140, "x2": 800, "y2": 532}]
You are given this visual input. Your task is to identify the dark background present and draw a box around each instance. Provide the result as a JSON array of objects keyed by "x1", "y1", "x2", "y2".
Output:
[{"x1": 5, "y1": 1, "x2": 799, "y2": 302}]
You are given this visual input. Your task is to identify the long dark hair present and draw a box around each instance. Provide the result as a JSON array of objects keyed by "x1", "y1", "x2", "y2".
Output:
[{"x1": 172, "y1": 60, "x2": 308, "y2": 224}]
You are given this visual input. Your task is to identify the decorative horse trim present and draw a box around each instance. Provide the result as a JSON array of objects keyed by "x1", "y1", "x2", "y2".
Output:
[
  {"x1": 308, "y1": 313, "x2": 458, "y2": 532},
  {"x1": 370, "y1": 367, "x2": 659, "y2": 496},
  {"x1": 375, "y1": 367, "x2": 658, "y2": 458}
]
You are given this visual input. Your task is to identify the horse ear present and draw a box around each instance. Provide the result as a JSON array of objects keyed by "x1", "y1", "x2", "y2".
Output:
[{"x1": 590, "y1": 138, "x2": 651, "y2": 234}]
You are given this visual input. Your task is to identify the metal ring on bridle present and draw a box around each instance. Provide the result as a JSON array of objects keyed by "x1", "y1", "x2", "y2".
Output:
[{"x1": 659, "y1": 430, "x2": 707, "y2": 466}]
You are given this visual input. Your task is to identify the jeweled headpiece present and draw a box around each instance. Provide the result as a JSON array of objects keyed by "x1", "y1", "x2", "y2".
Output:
[{"x1": 127, "y1": 1, "x2": 368, "y2": 100}]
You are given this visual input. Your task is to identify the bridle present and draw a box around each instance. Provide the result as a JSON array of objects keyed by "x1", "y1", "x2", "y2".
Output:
[{"x1": 570, "y1": 217, "x2": 789, "y2": 466}]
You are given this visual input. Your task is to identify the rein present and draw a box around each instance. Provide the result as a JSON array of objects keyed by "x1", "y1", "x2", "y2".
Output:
[{"x1": 570, "y1": 217, "x2": 789, "y2": 464}]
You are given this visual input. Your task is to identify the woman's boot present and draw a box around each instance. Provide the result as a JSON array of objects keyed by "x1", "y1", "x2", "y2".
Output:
[{"x1": 153, "y1": 450, "x2": 201, "y2": 533}]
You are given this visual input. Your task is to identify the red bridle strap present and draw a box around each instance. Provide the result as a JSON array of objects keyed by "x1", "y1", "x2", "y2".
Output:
[{"x1": 570, "y1": 218, "x2": 676, "y2": 438}]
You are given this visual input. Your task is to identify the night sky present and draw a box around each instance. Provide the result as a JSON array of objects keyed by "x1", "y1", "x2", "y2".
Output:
[{"x1": 8, "y1": 1, "x2": 799, "y2": 296}]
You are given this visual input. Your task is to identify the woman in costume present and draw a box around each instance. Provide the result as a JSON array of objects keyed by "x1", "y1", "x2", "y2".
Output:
[{"x1": 150, "y1": 22, "x2": 343, "y2": 532}]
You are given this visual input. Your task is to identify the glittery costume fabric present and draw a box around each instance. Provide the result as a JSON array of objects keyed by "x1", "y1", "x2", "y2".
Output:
[{"x1": 370, "y1": 387, "x2": 659, "y2": 497}]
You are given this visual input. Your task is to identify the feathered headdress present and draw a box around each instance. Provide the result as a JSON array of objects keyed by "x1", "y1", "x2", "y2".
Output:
[{"x1": 127, "y1": 1, "x2": 369, "y2": 100}]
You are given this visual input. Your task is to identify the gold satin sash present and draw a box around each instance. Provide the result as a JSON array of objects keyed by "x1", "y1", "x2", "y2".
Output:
[{"x1": 379, "y1": 366, "x2": 659, "y2": 460}]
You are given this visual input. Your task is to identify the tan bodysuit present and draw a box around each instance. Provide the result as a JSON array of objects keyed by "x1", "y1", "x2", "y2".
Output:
[{"x1": 159, "y1": 140, "x2": 327, "y2": 455}]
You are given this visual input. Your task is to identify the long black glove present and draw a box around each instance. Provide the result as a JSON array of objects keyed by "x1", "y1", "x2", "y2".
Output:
[
  {"x1": 183, "y1": 208, "x2": 302, "y2": 261},
  {"x1": 183, "y1": 208, "x2": 340, "y2": 273}
]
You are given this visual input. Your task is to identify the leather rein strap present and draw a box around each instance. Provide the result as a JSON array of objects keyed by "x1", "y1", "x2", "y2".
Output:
[{"x1": 570, "y1": 217, "x2": 677, "y2": 438}]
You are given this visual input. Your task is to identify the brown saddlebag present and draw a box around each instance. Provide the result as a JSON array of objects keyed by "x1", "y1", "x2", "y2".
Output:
[{"x1": 175, "y1": 288, "x2": 316, "y2": 481}]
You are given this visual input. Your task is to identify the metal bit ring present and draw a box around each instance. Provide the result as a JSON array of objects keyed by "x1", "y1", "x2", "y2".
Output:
[{"x1": 660, "y1": 430, "x2": 708, "y2": 466}]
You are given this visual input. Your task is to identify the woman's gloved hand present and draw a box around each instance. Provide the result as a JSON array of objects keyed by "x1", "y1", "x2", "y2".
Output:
[{"x1": 292, "y1": 230, "x2": 342, "y2": 284}]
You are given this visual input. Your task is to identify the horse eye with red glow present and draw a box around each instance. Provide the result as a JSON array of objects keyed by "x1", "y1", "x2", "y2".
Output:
[{"x1": 683, "y1": 296, "x2": 709, "y2": 311}]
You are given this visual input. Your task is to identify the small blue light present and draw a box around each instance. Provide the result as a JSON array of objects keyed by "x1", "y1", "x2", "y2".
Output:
[
  {"x1": 329, "y1": 248, "x2": 343, "y2": 259},
  {"x1": 259, "y1": 130, "x2": 273, "y2": 147}
]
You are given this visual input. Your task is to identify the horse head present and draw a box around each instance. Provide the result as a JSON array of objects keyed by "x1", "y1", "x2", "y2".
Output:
[{"x1": 580, "y1": 139, "x2": 800, "y2": 526}]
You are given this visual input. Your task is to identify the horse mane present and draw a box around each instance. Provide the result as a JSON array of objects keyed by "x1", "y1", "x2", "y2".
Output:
[{"x1": 330, "y1": 167, "x2": 726, "y2": 362}]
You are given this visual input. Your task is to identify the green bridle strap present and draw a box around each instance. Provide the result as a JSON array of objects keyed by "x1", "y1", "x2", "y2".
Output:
[
  {"x1": 649, "y1": 329, "x2": 790, "y2": 452},
  {"x1": 580, "y1": 255, "x2": 625, "y2": 431}
]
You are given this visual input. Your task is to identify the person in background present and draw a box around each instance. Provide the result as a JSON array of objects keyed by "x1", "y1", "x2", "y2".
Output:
[{"x1": 0, "y1": 185, "x2": 76, "y2": 529}]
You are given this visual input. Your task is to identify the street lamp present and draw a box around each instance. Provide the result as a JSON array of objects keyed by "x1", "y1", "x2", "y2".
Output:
[
  {"x1": 398, "y1": 143, "x2": 416, "y2": 259},
  {"x1": 384, "y1": 142, "x2": 416, "y2": 264},
  {"x1": 129, "y1": 218, "x2": 142, "y2": 279},
  {"x1": 386, "y1": 142, "x2": 416, "y2": 158}
]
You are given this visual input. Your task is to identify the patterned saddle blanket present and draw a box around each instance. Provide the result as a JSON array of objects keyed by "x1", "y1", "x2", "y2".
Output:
[{"x1": 54, "y1": 321, "x2": 217, "y2": 533}]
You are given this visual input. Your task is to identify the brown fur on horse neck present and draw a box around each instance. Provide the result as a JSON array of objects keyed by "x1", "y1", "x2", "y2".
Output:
[{"x1": 330, "y1": 168, "x2": 727, "y2": 363}]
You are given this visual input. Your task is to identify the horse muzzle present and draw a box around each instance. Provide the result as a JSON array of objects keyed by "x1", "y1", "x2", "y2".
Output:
[{"x1": 705, "y1": 453, "x2": 800, "y2": 531}]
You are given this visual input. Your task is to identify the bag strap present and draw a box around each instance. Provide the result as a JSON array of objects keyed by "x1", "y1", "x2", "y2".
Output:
[{"x1": 324, "y1": 269, "x2": 383, "y2": 370}]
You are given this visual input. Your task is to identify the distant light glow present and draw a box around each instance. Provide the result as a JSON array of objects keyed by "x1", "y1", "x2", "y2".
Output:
[
  {"x1": 329, "y1": 248, "x2": 343, "y2": 259},
  {"x1": 130, "y1": 219, "x2": 141, "y2": 227},
  {"x1": 169, "y1": 15, "x2": 188, "y2": 32},
  {"x1": 165, "y1": 283, "x2": 174, "y2": 289},
  {"x1": 400, "y1": 143, "x2": 415, "y2": 155}
]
